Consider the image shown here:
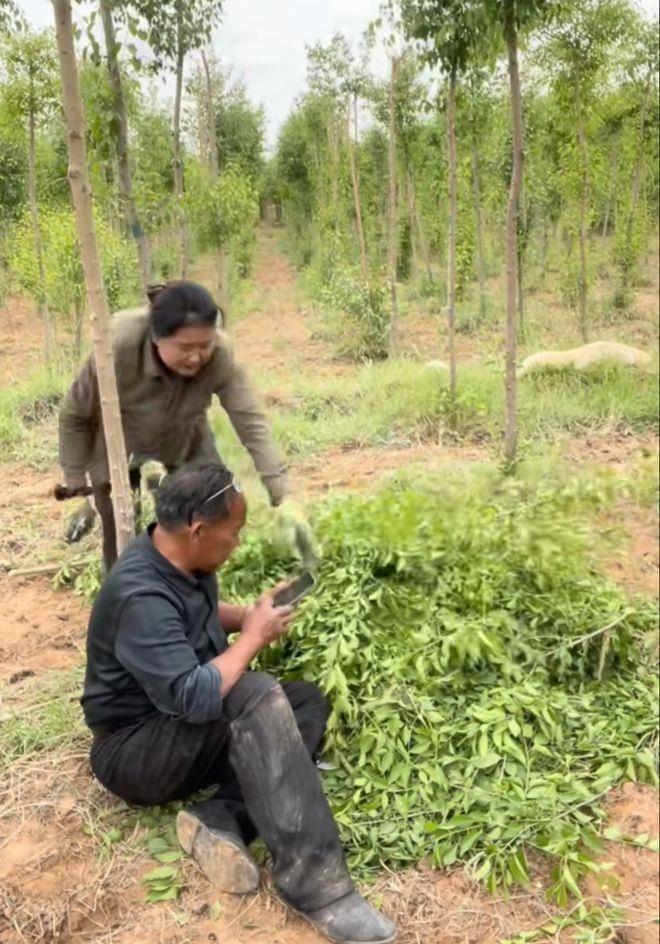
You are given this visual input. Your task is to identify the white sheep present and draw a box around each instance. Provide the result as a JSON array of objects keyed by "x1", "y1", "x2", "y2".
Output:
[
  {"x1": 518, "y1": 341, "x2": 651, "y2": 378},
  {"x1": 424, "y1": 359, "x2": 450, "y2": 372}
]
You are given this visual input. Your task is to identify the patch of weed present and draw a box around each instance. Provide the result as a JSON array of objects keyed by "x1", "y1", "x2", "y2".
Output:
[
  {"x1": 0, "y1": 668, "x2": 85, "y2": 768},
  {"x1": 233, "y1": 359, "x2": 658, "y2": 462},
  {"x1": 0, "y1": 368, "x2": 68, "y2": 462}
]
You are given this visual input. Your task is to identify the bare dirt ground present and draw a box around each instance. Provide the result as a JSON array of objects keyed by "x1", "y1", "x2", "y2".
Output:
[
  {"x1": 1, "y1": 752, "x2": 657, "y2": 944},
  {"x1": 0, "y1": 232, "x2": 658, "y2": 944}
]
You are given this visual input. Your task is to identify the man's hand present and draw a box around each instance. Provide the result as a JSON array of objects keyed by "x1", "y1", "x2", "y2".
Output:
[
  {"x1": 275, "y1": 498, "x2": 320, "y2": 570},
  {"x1": 211, "y1": 586, "x2": 294, "y2": 698},
  {"x1": 241, "y1": 588, "x2": 294, "y2": 649}
]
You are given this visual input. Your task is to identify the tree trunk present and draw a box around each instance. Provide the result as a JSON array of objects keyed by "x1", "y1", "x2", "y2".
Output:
[
  {"x1": 387, "y1": 57, "x2": 399, "y2": 357},
  {"x1": 327, "y1": 114, "x2": 340, "y2": 231},
  {"x1": 73, "y1": 296, "x2": 83, "y2": 360},
  {"x1": 217, "y1": 249, "x2": 229, "y2": 326},
  {"x1": 446, "y1": 69, "x2": 458, "y2": 399},
  {"x1": 630, "y1": 65, "x2": 652, "y2": 222},
  {"x1": 201, "y1": 49, "x2": 228, "y2": 321},
  {"x1": 346, "y1": 94, "x2": 368, "y2": 282},
  {"x1": 201, "y1": 49, "x2": 219, "y2": 179},
  {"x1": 471, "y1": 142, "x2": 487, "y2": 321},
  {"x1": 575, "y1": 74, "x2": 589, "y2": 342},
  {"x1": 504, "y1": 2, "x2": 523, "y2": 468},
  {"x1": 100, "y1": 0, "x2": 151, "y2": 298},
  {"x1": 517, "y1": 243, "x2": 524, "y2": 333},
  {"x1": 601, "y1": 144, "x2": 618, "y2": 238},
  {"x1": 406, "y1": 175, "x2": 419, "y2": 279},
  {"x1": 173, "y1": 21, "x2": 189, "y2": 278},
  {"x1": 517, "y1": 186, "x2": 527, "y2": 334},
  {"x1": 409, "y1": 174, "x2": 433, "y2": 283},
  {"x1": 28, "y1": 103, "x2": 54, "y2": 367},
  {"x1": 53, "y1": 0, "x2": 135, "y2": 553}
]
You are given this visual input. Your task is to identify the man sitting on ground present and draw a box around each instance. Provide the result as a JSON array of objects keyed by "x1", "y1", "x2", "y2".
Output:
[{"x1": 81, "y1": 462, "x2": 396, "y2": 944}]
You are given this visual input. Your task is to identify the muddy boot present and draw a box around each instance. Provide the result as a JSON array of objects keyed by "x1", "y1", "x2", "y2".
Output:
[
  {"x1": 298, "y1": 890, "x2": 396, "y2": 944},
  {"x1": 176, "y1": 808, "x2": 259, "y2": 894}
]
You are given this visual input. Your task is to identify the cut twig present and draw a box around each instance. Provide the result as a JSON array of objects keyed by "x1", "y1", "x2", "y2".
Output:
[
  {"x1": 563, "y1": 612, "x2": 631, "y2": 651},
  {"x1": 8, "y1": 561, "x2": 87, "y2": 578},
  {"x1": 8, "y1": 563, "x2": 62, "y2": 577}
]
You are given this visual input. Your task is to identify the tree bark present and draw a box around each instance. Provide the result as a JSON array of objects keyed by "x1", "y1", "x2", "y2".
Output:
[
  {"x1": 504, "y1": 2, "x2": 523, "y2": 468},
  {"x1": 387, "y1": 56, "x2": 399, "y2": 357},
  {"x1": 601, "y1": 144, "x2": 618, "y2": 238},
  {"x1": 73, "y1": 296, "x2": 83, "y2": 360},
  {"x1": 409, "y1": 174, "x2": 433, "y2": 283},
  {"x1": 517, "y1": 242, "x2": 524, "y2": 333},
  {"x1": 201, "y1": 48, "x2": 219, "y2": 179},
  {"x1": 327, "y1": 113, "x2": 340, "y2": 231},
  {"x1": 446, "y1": 69, "x2": 458, "y2": 399},
  {"x1": 53, "y1": 0, "x2": 135, "y2": 554},
  {"x1": 173, "y1": 17, "x2": 189, "y2": 278},
  {"x1": 346, "y1": 94, "x2": 368, "y2": 282},
  {"x1": 575, "y1": 73, "x2": 589, "y2": 342},
  {"x1": 471, "y1": 142, "x2": 487, "y2": 322},
  {"x1": 630, "y1": 64, "x2": 652, "y2": 222},
  {"x1": 406, "y1": 174, "x2": 419, "y2": 279},
  {"x1": 28, "y1": 102, "x2": 54, "y2": 368},
  {"x1": 201, "y1": 51, "x2": 229, "y2": 324},
  {"x1": 100, "y1": 0, "x2": 151, "y2": 298}
]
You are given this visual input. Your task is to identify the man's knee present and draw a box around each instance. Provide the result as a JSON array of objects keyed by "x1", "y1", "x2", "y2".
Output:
[
  {"x1": 287, "y1": 681, "x2": 330, "y2": 723},
  {"x1": 224, "y1": 671, "x2": 286, "y2": 721}
]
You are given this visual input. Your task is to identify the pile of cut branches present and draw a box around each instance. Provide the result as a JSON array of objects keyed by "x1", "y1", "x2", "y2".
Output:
[{"x1": 222, "y1": 473, "x2": 658, "y2": 903}]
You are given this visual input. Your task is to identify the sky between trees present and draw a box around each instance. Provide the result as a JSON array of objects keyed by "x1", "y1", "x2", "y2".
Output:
[{"x1": 20, "y1": 0, "x2": 657, "y2": 150}]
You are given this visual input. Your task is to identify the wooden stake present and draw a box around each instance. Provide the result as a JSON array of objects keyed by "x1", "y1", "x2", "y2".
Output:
[{"x1": 52, "y1": 0, "x2": 135, "y2": 555}]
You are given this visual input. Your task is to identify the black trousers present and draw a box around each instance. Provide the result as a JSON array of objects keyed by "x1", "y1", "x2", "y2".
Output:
[
  {"x1": 93, "y1": 467, "x2": 144, "y2": 572},
  {"x1": 90, "y1": 672, "x2": 354, "y2": 912}
]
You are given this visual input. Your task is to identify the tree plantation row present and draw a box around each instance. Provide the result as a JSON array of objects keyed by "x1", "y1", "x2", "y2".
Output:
[{"x1": 0, "y1": 0, "x2": 658, "y2": 466}]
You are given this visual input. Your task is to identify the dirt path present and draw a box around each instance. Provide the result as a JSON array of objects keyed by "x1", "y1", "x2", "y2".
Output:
[{"x1": 192, "y1": 229, "x2": 348, "y2": 381}]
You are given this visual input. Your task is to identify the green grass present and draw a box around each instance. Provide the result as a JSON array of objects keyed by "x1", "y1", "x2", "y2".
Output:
[
  {"x1": 2, "y1": 347, "x2": 657, "y2": 481},
  {"x1": 209, "y1": 359, "x2": 658, "y2": 463},
  {"x1": 0, "y1": 367, "x2": 67, "y2": 464},
  {"x1": 0, "y1": 668, "x2": 85, "y2": 769}
]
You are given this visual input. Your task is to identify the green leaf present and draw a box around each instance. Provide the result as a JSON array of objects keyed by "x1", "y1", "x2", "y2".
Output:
[
  {"x1": 472, "y1": 752, "x2": 502, "y2": 770},
  {"x1": 142, "y1": 865, "x2": 178, "y2": 884},
  {"x1": 146, "y1": 885, "x2": 180, "y2": 902},
  {"x1": 603, "y1": 826, "x2": 622, "y2": 841},
  {"x1": 154, "y1": 850, "x2": 183, "y2": 863},
  {"x1": 508, "y1": 850, "x2": 530, "y2": 886},
  {"x1": 147, "y1": 837, "x2": 170, "y2": 855}
]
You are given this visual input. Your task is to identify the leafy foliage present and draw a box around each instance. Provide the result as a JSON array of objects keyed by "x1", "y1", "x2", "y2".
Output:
[
  {"x1": 189, "y1": 164, "x2": 259, "y2": 257},
  {"x1": 0, "y1": 668, "x2": 85, "y2": 768},
  {"x1": 8, "y1": 206, "x2": 140, "y2": 332},
  {"x1": 220, "y1": 475, "x2": 658, "y2": 900},
  {"x1": 317, "y1": 268, "x2": 390, "y2": 361}
]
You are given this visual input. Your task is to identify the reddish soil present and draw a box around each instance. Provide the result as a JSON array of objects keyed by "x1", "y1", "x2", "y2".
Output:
[
  {"x1": 192, "y1": 231, "x2": 351, "y2": 381},
  {"x1": 586, "y1": 782, "x2": 660, "y2": 944},
  {"x1": 0, "y1": 295, "x2": 46, "y2": 383},
  {"x1": 0, "y1": 295, "x2": 77, "y2": 383},
  {"x1": 295, "y1": 441, "x2": 489, "y2": 498},
  {"x1": 1, "y1": 753, "x2": 657, "y2": 944}
]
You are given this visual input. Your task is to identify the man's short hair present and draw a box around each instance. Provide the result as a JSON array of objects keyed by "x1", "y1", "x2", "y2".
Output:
[
  {"x1": 155, "y1": 462, "x2": 239, "y2": 530},
  {"x1": 150, "y1": 281, "x2": 220, "y2": 338}
]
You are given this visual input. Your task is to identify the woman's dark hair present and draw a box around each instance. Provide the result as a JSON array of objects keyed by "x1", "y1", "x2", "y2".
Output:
[
  {"x1": 155, "y1": 462, "x2": 240, "y2": 530},
  {"x1": 149, "y1": 281, "x2": 220, "y2": 338}
]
